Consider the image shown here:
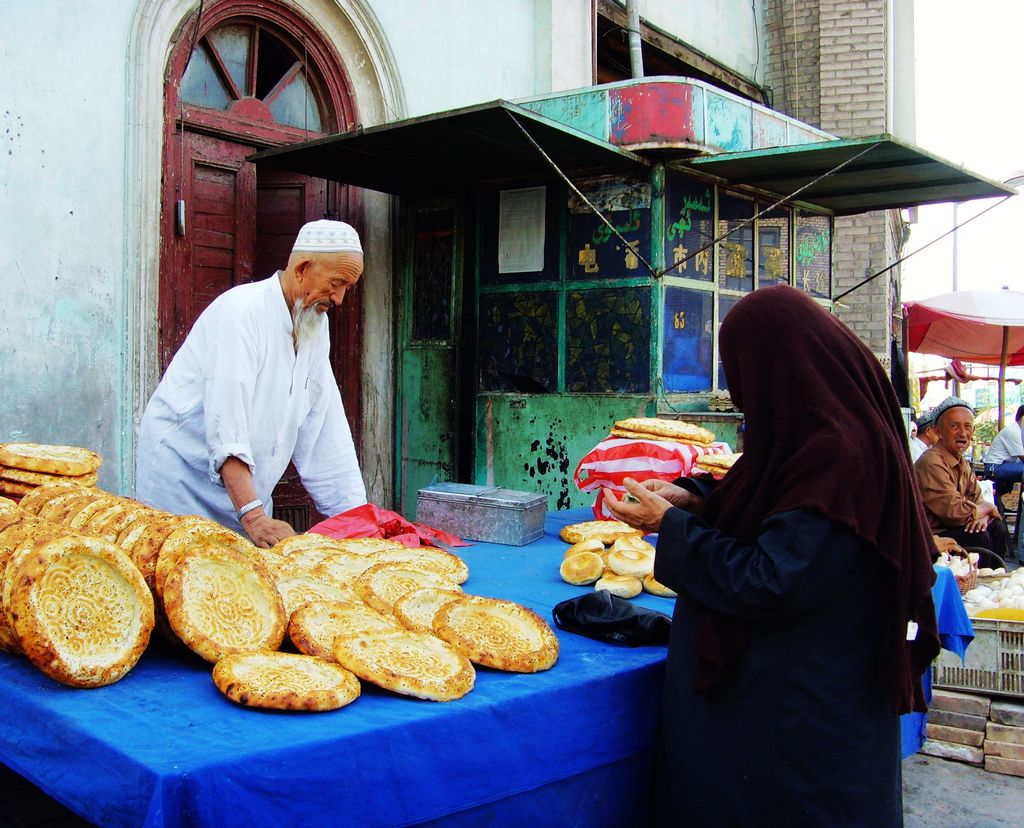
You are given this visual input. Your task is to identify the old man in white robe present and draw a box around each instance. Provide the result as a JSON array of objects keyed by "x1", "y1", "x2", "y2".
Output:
[{"x1": 136, "y1": 220, "x2": 366, "y2": 547}]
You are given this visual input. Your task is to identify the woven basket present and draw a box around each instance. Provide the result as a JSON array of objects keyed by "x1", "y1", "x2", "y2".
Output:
[{"x1": 948, "y1": 548, "x2": 978, "y2": 596}]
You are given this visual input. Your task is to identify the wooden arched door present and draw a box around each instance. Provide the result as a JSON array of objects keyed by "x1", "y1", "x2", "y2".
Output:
[{"x1": 161, "y1": 3, "x2": 362, "y2": 529}]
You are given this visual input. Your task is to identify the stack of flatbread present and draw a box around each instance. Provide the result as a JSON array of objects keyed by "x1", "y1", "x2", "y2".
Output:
[
  {"x1": 610, "y1": 417, "x2": 715, "y2": 447},
  {"x1": 558, "y1": 519, "x2": 676, "y2": 599},
  {"x1": 0, "y1": 481, "x2": 560, "y2": 709},
  {"x1": 0, "y1": 443, "x2": 102, "y2": 499},
  {"x1": 693, "y1": 452, "x2": 742, "y2": 478}
]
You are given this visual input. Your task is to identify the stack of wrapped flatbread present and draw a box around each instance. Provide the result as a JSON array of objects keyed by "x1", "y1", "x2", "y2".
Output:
[
  {"x1": 0, "y1": 443, "x2": 102, "y2": 499},
  {"x1": 0, "y1": 478, "x2": 560, "y2": 709},
  {"x1": 558, "y1": 520, "x2": 676, "y2": 599},
  {"x1": 610, "y1": 417, "x2": 715, "y2": 447},
  {"x1": 693, "y1": 452, "x2": 742, "y2": 478}
]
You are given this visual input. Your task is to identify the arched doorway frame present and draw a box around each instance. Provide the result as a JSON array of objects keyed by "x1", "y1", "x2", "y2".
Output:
[{"x1": 122, "y1": 0, "x2": 405, "y2": 501}]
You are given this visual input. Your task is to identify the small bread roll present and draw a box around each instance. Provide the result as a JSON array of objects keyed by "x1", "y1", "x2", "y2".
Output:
[
  {"x1": 643, "y1": 573, "x2": 677, "y2": 598},
  {"x1": 560, "y1": 551, "x2": 605, "y2": 585},
  {"x1": 611, "y1": 536, "x2": 655, "y2": 556},
  {"x1": 564, "y1": 538, "x2": 605, "y2": 559},
  {"x1": 608, "y1": 547, "x2": 654, "y2": 578},
  {"x1": 595, "y1": 573, "x2": 642, "y2": 599}
]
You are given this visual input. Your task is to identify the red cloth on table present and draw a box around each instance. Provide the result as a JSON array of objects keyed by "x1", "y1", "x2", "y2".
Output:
[
  {"x1": 573, "y1": 436, "x2": 732, "y2": 518},
  {"x1": 309, "y1": 503, "x2": 469, "y2": 549}
]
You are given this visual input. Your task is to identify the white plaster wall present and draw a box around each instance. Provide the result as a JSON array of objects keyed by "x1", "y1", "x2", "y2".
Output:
[
  {"x1": 366, "y1": 0, "x2": 593, "y2": 116},
  {"x1": 638, "y1": 0, "x2": 764, "y2": 82},
  {"x1": 0, "y1": 0, "x2": 135, "y2": 492}
]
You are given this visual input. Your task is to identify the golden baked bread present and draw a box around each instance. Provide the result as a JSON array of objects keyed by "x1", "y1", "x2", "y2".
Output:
[
  {"x1": 595, "y1": 573, "x2": 643, "y2": 599},
  {"x1": 14, "y1": 480, "x2": 89, "y2": 514},
  {"x1": 333, "y1": 629, "x2": 475, "y2": 701},
  {"x1": 162, "y1": 545, "x2": 286, "y2": 663},
  {"x1": 271, "y1": 533, "x2": 350, "y2": 557},
  {"x1": 125, "y1": 517, "x2": 203, "y2": 591},
  {"x1": 0, "y1": 443, "x2": 102, "y2": 477},
  {"x1": 643, "y1": 573, "x2": 677, "y2": 598},
  {"x1": 433, "y1": 596, "x2": 559, "y2": 673},
  {"x1": 559, "y1": 551, "x2": 605, "y2": 585},
  {"x1": 607, "y1": 547, "x2": 654, "y2": 578},
  {"x1": 611, "y1": 536, "x2": 655, "y2": 556},
  {"x1": 273, "y1": 573, "x2": 359, "y2": 618},
  {"x1": 694, "y1": 452, "x2": 742, "y2": 475},
  {"x1": 35, "y1": 487, "x2": 105, "y2": 524},
  {"x1": 0, "y1": 466, "x2": 98, "y2": 488},
  {"x1": 154, "y1": 521, "x2": 255, "y2": 599},
  {"x1": 10, "y1": 534, "x2": 154, "y2": 687},
  {"x1": 560, "y1": 520, "x2": 642, "y2": 545},
  {"x1": 289, "y1": 600, "x2": 404, "y2": 661},
  {"x1": 334, "y1": 537, "x2": 407, "y2": 555},
  {"x1": 610, "y1": 417, "x2": 715, "y2": 446},
  {"x1": 355, "y1": 562, "x2": 462, "y2": 616},
  {"x1": 212, "y1": 651, "x2": 361, "y2": 711},
  {"x1": 61, "y1": 493, "x2": 120, "y2": 529},
  {"x1": 392, "y1": 588, "x2": 465, "y2": 633},
  {"x1": 564, "y1": 538, "x2": 606, "y2": 558},
  {"x1": 309, "y1": 551, "x2": 378, "y2": 586},
  {"x1": 0, "y1": 479, "x2": 36, "y2": 497},
  {"x1": 366, "y1": 546, "x2": 469, "y2": 584}
]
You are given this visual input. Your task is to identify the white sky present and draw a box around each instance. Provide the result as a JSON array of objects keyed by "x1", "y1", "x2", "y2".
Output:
[{"x1": 903, "y1": 0, "x2": 1024, "y2": 301}]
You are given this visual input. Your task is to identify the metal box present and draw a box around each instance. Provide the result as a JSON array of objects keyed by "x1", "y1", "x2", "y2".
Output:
[{"x1": 416, "y1": 483, "x2": 547, "y2": 546}]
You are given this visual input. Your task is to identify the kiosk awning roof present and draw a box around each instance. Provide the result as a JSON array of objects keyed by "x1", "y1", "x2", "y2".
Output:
[
  {"x1": 250, "y1": 100, "x2": 649, "y2": 196},
  {"x1": 682, "y1": 135, "x2": 1015, "y2": 215}
]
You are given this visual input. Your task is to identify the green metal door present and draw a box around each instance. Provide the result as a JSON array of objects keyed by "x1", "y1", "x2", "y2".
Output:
[{"x1": 397, "y1": 201, "x2": 462, "y2": 518}]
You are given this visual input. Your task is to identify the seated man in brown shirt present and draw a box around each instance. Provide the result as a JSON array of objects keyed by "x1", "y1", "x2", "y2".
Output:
[{"x1": 914, "y1": 396, "x2": 1009, "y2": 559}]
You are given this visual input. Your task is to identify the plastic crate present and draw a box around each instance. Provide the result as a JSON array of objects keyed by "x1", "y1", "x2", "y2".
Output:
[{"x1": 932, "y1": 618, "x2": 1024, "y2": 698}]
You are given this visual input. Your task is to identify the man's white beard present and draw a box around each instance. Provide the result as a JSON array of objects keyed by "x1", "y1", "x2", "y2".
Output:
[{"x1": 291, "y1": 299, "x2": 322, "y2": 348}]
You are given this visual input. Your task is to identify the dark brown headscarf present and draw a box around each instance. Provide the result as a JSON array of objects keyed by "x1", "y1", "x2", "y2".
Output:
[{"x1": 698, "y1": 285, "x2": 939, "y2": 714}]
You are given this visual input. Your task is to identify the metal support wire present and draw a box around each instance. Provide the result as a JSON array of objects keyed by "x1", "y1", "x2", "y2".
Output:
[
  {"x1": 505, "y1": 111, "x2": 658, "y2": 276},
  {"x1": 833, "y1": 195, "x2": 1013, "y2": 302},
  {"x1": 656, "y1": 141, "x2": 881, "y2": 279}
]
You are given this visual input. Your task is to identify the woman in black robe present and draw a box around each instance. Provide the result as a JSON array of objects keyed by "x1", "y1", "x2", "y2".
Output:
[{"x1": 605, "y1": 285, "x2": 940, "y2": 827}]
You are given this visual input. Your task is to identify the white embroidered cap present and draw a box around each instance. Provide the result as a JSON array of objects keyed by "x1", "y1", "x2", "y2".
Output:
[{"x1": 291, "y1": 219, "x2": 363, "y2": 254}]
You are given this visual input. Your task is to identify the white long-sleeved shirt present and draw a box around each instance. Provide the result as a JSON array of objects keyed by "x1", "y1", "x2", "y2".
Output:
[
  {"x1": 982, "y1": 422, "x2": 1024, "y2": 464},
  {"x1": 135, "y1": 274, "x2": 366, "y2": 531}
]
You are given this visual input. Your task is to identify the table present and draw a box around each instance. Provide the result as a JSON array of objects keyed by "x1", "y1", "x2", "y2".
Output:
[
  {"x1": 899, "y1": 566, "x2": 975, "y2": 759},
  {"x1": 0, "y1": 511, "x2": 973, "y2": 825},
  {"x1": 0, "y1": 508, "x2": 669, "y2": 828}
]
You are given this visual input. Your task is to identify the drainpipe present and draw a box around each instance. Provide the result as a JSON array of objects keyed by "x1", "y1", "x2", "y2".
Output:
[{"x1": 627, "y1": 0, "x2": 644, "y2": 78}]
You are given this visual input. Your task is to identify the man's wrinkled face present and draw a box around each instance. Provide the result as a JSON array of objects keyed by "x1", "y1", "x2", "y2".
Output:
[
  {"x1": 936, "y1": 407, "x2": 974, "y2": 456},
  {"x1": 297, "y1": 252, "x2": 363, "y2": 313}
]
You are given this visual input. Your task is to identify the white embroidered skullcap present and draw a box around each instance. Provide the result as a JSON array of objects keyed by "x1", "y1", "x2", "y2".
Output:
[{"x1": 291, "y1": 219, "x2": 363, "y2": 254}]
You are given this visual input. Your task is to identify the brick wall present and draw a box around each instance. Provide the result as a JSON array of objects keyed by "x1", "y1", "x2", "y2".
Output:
[{"x1": 763, "y1": 0, "x2": 905, "y2": 357}]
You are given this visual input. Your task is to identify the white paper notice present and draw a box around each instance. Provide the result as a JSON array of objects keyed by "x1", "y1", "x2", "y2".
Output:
[{"x1": 498, "y1": 186, "x2": 546, "y2": 273}]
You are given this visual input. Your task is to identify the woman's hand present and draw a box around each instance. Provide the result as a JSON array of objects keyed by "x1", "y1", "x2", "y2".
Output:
[
  {"x1": 603, "y1": 478, "x2": 675, "y2": 535},
  {"x1": 637, "y1": 479, "x2": 704, "y2": 514}
]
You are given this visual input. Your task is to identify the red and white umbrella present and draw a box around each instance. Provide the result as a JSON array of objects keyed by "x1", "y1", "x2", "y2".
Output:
[{"x1": 904, "y1": 289, "x2": 1024, "y2": 424}]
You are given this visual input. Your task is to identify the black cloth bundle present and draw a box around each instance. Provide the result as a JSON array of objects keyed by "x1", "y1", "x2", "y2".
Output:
[{"x1": 552, "y1": 591, "x2": 671, "y2": 646}]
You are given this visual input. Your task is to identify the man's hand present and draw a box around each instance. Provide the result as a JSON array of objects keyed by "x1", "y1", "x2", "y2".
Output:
[
  {"x1": 240, "y1": 510, "x2": 296, "y2": 548},
  {"x1": 603, "y1": 478, "x2": 674, "y2": 535}
]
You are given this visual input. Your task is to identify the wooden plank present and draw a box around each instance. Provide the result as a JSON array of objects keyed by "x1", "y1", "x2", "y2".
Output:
[
  {"x1": 986, "y1": 723, "x2": 1024, "y2": 745},
  {"x1": 984, "y1": 740, "x2": 1024, "y2": 760},
  {"x1": 931, "y1": 689, "x2": 992, "y2": 717},
  {"x1": 928, "y1": 709, "x2": 988, "y2": 732},
  {"x1": 193, "y1": 245, "x2": 235, "y2": 270},
  {"x1": 926, "y1": 723, "x2": 985, "y2": 747},
  {"x1": 193, "y1": 227, "x2": 234, "y2": 251},
  {"x1": 984, "y1": 755, "x2": 1024, "y2": 777},
  {"x1": 919, "y1": 739, "x2": 984, "y2": 765}
]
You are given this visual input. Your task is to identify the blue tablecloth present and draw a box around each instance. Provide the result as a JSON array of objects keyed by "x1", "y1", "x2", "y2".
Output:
[
  {"x1": 899, "y1": 566, "x2": 975, "y2": 758},
  {"x1": 0, "y1": 508, "x2": 670, "y2": 828}
]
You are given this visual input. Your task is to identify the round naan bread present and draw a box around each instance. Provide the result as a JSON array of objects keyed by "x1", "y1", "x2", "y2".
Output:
[
  {"x1": 154, "y1": 521, "x2": 255, "y2": 599},
  {"x1": 607, "y1": 547, "x2": 654, "y2": 578},
  {"x1": 333, "y1": 629, "x2": 475, "y2": 701},
  {"x1": 433, "y1": 596, "x2": 559, "y2": 673},
  {"x1": 0, "y1": 466, "x2": 98, "y2": 488},
  {"x1": 9, "y1": 534, "x2": 154, "y2": 687},
  {"x1": 355, "y1": 562, "x2": 462, "y2": 616},
  {"x1": 62, "y1": 493, "x2": 121, "y2": 529},
  {"x1": 310, "y1": 551, "x2": 378, "y2": 586},
  {"x1": 392, "y1": 588, "x2": 465, "y2": 634},
  {"x1": 162, "y1": 545, "x2": 286, "y2": 663},
  {"x1": 288, "y1": 599, "x2": 403, "y2": 661},
  {"x1": 212, "y1": 651, "x2": 361, "y2": 711},
  {"x1": 595, "y1": 573, "x2": 642, "y2": 599},
  {"x1": 366, "y1": 547, "x2": 469, "y2": 584},
  {"x1": 0, "y1": 443, "x2": 102, "y2": 477},
  {"x1": 333, "y1": 537, "x2": 406, "y2": 555},
  {"x1": 273, "y1": 574, "x2": 358, "y2": 618},
  {"x1": 559, "y1": 520, "x2": 642, "y2": 546},
  {"x1": 271, "y1": 533, "x2": 351, "y2": 557}
]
